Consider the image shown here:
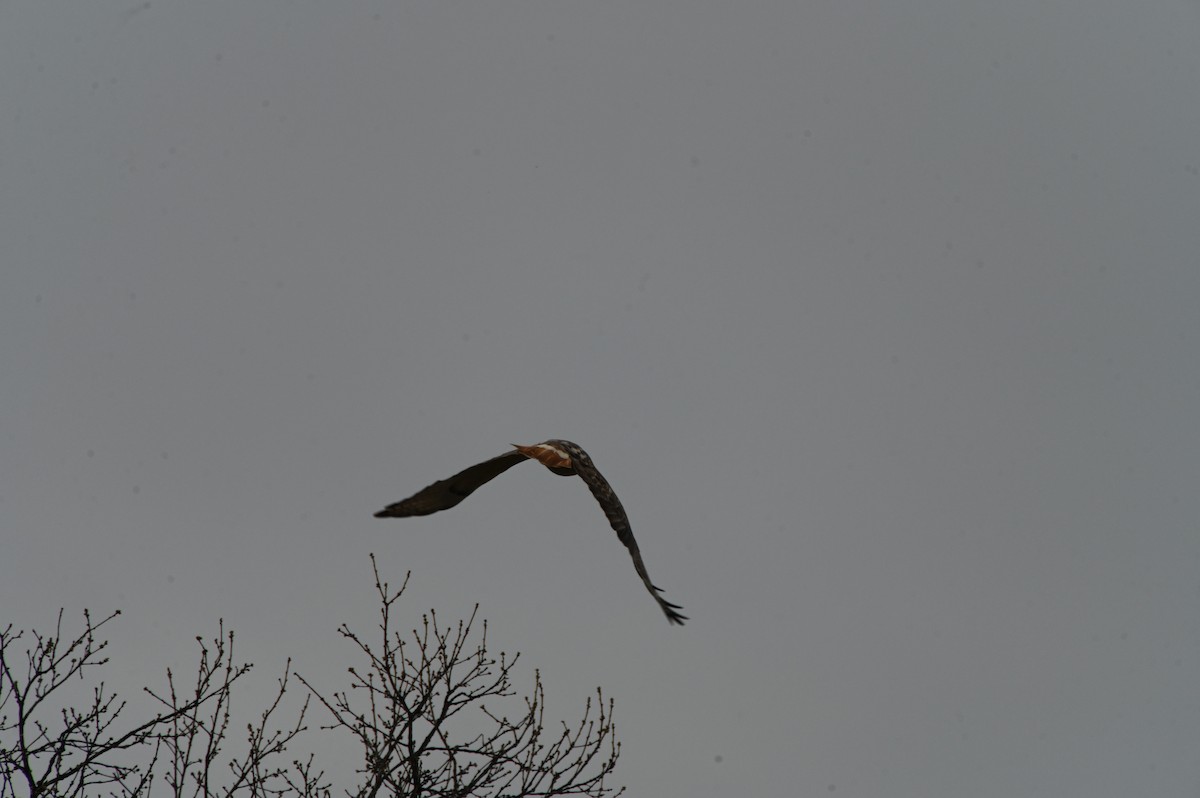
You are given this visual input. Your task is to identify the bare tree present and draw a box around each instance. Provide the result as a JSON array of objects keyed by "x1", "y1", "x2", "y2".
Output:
[
  {"x1": 0, "y1": 610, "x2": 324, "y2": 798},
  {"x1": 1, "y1": 558, "x2": 623, "y2": 798},
  {"x1": 299, "y1": 556, "x2": 622, "y2": 798}
]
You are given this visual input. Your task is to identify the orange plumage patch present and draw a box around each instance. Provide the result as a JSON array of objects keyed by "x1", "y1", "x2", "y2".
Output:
[{"x1": 513, "y1": 442, "x2": 573, "y2": 470}]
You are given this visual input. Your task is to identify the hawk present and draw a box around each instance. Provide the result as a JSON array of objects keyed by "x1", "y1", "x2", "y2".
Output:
[{"x1": 375, "y1": 439, "x2": 687, "y2": 625}]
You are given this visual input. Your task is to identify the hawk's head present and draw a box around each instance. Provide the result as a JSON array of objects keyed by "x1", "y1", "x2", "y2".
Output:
[{"x1": 512, "y1": 440, "x2": 578, "y2": 475}]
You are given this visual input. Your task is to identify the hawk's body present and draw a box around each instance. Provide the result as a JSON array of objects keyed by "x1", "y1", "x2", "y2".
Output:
[{"x1": 375, "y1": 439, "x2": 686, "y2": 625}]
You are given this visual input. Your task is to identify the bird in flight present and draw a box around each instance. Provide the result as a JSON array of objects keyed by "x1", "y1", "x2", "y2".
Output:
[{"x1": 375, "y1": 439, "x2": 687, "y2": 625}]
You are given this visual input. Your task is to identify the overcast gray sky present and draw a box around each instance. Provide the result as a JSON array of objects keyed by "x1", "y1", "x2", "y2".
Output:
[{"x1": 3, "y1": 2, "x2": 1199, "y2": 796}]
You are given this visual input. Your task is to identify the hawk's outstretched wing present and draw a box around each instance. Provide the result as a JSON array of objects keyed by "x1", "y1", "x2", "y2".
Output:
[
  {"x1": 561, "y1": 442, "x2": 688, "y2": 626},
  {"x1": 374, "y1": 450, "x2": 527, "y2": 517}
]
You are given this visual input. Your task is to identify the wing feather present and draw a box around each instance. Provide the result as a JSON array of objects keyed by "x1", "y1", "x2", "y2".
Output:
[
  {"x1": 374, "y1": 450, "x2": 527, "y2": 517},
  {"x1": 569, "y1": 449, "x2": 687, "y2": 625}
]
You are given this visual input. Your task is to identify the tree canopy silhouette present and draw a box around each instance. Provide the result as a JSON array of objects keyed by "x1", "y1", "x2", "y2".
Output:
[{"x1": 1, "y1": 556, "x2": 623, "y2": 798}]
